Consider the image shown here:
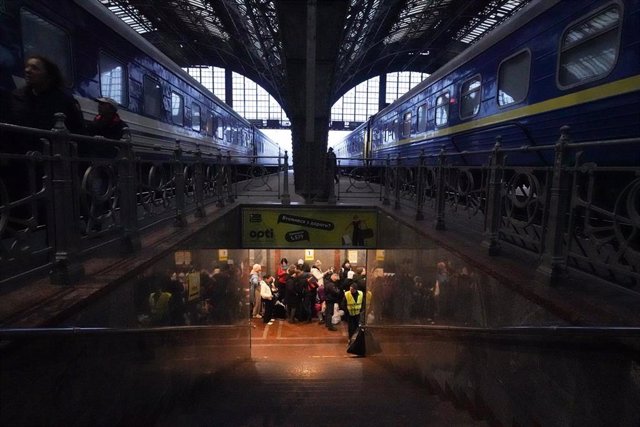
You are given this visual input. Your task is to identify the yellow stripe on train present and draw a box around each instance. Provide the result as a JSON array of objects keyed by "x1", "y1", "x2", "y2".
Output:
[{"x1": 398, "y1": 74, "x2": 640, "y2": 146}]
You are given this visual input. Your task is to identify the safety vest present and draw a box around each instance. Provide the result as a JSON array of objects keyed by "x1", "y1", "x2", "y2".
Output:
[
  {"x1": 344, "y1": 290, "x2": 363, "y2": 316},
  {"x1": 149, "y1": 291, "x2": 172, "y2": 322}
]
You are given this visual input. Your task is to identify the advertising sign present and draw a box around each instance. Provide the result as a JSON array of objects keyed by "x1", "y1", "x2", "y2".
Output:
[{"x1": 242, "y1": 208, "x2": 377, "y2": 248}]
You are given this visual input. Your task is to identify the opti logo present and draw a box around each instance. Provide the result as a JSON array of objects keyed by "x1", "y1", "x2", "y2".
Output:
[{"x1": 249, "y1": 228, "x2": 274, "y2": 239}]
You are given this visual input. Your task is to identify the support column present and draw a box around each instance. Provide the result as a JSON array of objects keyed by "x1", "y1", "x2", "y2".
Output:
[
  {"x1": 304, "y1": 0, "x2": 317, "y2": 204},
  {"x1": 379, "y1": 73, "x2": 387, "y2": 111},
  {"x1": 281, "y1": 150, "x2": 291, "y2": 205}
]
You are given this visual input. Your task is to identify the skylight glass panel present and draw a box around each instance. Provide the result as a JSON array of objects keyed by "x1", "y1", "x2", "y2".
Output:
[
  {"x1": 383, "y1": 0, "x2": 448, "y2": 45},
  {"x1": 100, "y1": 0, "x2": 156, "y2": 34},
  {"x1": 456, "y1": 0, "x2": 525, "y2": 44}
]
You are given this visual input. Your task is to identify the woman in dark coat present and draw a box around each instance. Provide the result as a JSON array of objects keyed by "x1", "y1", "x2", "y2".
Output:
[{"x1": 284, "y1": 266, "x2": 301, "y2": 323}]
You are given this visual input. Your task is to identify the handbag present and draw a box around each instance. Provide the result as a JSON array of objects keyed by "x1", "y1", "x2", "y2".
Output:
[
  {"x1": 347, "y1": 327, "x2": 381, "y2": 356},
  {"x1": 341, "y1": 234, "x2": 352, "y2": 245}
]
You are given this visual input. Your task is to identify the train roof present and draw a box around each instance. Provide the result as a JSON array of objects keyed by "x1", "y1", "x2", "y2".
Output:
[
  {"x1": 375, "y1": 0, "x2": 561, "y2": 119},
  {"x1": 74, "y1": 0, "x2": 246, "y2": 122}
]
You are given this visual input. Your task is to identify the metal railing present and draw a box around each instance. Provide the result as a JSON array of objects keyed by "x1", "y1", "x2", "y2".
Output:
[
  {"x1": 332, "y1": 127, "x2": 640, "y2": 290},
  {"x1": 0, "y1": 114, "x2": 289, "y2": 286}
]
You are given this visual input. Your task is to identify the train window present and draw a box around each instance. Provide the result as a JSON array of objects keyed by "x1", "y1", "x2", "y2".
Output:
[
  {"x1": 372, "y1": 127, "x2": 382, "y2": 149},
  {"x1": 558, "y1": 5, "x2": 620, "y2": 88},
  {"x1": 460, "y1": 76, "x2": 481, "y2": 118},
  {"x1": 498, "y1": 50, "x2": 530, "y2": 106},
  {"x1": 99, "y1": 53, "x2": 127, "y2": 106},
  {"x1": 417, "y1": 104, "x2": 427, "y2": 133},
  {"x1": 191, "y1": 103, "x2": 201, "y2": 132},
  {"x1": 205, "y1": 111, "x2": 215, "y2": 137},
  {"x1": 233, "y1": 126, "x2": 240, "y2": 145},
  {"x1": 435, "y1": 92, "x2": 450, "y2": 127},
  {"x1": 402, "y1": 111, "x2": 412, "y2": 138},
  {"x1": 171, "y1": 92, "x2": 184, "y2": 126},
  {"x1": 216, "y1": 116, "x2": 224, "y2": 140},
  {"x1": 392, "y1": 118, "x2": 398, "y2": 141},
  {"x1": 20, "y1": 9, "x2": 72, "y2": 87},
  {"x1": 143, "y1": 75, "x2": 163, "y2": 119}
]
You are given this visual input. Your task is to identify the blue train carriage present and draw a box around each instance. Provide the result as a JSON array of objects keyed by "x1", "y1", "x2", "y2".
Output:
[
  {"x1": 364, "y1": 0, "x2": 640, "y2": 167},
  {"x1": 332, "y1": 120, "x2": 370, "y2": 166},
  {"x1": 1, "y1": 0, "x2": 273, "y2": 166},
  {"x1": 252, "y1": 127, "x2": 281, "y2": 169}
]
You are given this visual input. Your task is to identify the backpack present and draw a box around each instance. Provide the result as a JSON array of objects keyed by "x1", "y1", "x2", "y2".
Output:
[{"x1": 306, "y1": 276, "x2": 318, "y2": 292}]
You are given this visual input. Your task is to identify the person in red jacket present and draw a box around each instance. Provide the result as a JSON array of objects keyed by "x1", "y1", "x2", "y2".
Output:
[{"x1": 87, "y1": 97, "x2": 127, "y2": 141}]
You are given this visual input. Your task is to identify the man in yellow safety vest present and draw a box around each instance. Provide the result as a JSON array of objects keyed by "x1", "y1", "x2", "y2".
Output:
[{"x1": 344, "y1": 283, "x2": 364, "y2": 339}]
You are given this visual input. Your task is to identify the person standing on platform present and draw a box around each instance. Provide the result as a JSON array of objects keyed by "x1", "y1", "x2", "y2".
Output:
[
  {"x1": 276, "y1": 257, "x2": 289, "y2": 288},
  {"x1": 285, "y1": 266, "x2": 301, "y2": 323},
  {"x1": 297, "y1": 258, "x2": 310, "y2": 273},
  {"x1": 148, "y1": 277, "x2": 172, "y2": 326},
  {"x1": 339, "y1": 260, "x2": 352, "y2": 288},
  {"x1": 2, "y1": 55, "x2": 84, "y2": 214},
  {"x1": 433, "y1": 261, "x2": 449, "y2": 323},
  {"x1": 326, "y1": 146, "x2": 339, "y2": 184},
  {"x1": 250, "y1": 263, "x2": 262, "y2": 318},
  {"x1": 86, "y1": 97, "x2": 127, "y2": 149},
  {"x1": 4, "y1": 55, "x2": 85, "y2": 138},
  {"x1": 260, "y1": 274, "x2": 275, "y2": 325},
  {"x1": 344, "y1": 282, "x2": 364, "y2": 339},
  {"x1": 324, "y1": 272, "x2": 342, "y2": 331}
]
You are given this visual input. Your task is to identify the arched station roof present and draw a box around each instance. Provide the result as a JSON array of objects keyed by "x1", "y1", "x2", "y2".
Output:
[
  {"x1": 99, "y1": 0, "x2": 532, "y2": 199},
  {"x1": 100, "y1": 0, "x2": 530, "y2": 116}
]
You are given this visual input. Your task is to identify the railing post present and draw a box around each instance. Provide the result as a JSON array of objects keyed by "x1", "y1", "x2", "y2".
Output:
[
  {"x1": 216, "y1": 152, "x2": 225, "y2": 208},
  {"x1": 537, "y1": 126, "x2": 571, "y2": 284},
  {"x1": 415, "y1": 150, "x2": 425, "y2": 220},
  {"x1": 394, "y1": 155, "x2": 401, "y2": 210},
  {"x1": 118, "y1": 128, "x2": 141, "y2": 252},
  {"x1": 194, "y1": 145, "x2": 205, "y2": 218},
  {"x1": 383, "y1": 154, "x2": 391, "y2": 206},
  {"x1": 49, "y1": 113, "x2": 84, "y2": 285},
  {"x1": 226, "y1": 150, "x2": 235, "y2": 203},
  {"x1": 174, "y1": 140, "x2": 187, "y2": 227},
  {"x1": 483, "y1": 137, "x2": 504, "y2": 255},
  {"x1": 281, "y1": 150, "x2": 291, "y2": 205},
  {"x1": 434, "y1": 147, "x2": 446, "y2": 230}
]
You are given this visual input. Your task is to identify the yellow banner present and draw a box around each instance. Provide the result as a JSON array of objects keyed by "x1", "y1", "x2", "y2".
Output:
[{"x1": 242, "y1": 208, "x2": 377, "y2": 248}]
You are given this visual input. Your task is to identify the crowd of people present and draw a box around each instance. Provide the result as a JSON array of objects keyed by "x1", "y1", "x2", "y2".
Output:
[
  {"x1": 366, "y1": 259, "x2": 482, "y2": 326},
  {"x1": 140, "y1": 256, "x2": 482, "y2": 331},
  {"x1": 248, "y1": 258, "x2": 371, "y2": 338},
  {"x1": 142, "y1": 264, "x2": 246, "y2": 327}
]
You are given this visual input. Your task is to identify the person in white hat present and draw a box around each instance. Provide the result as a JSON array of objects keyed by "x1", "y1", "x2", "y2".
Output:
[
  {"x1": 87, "y1": 97, "x2": 127, "y2": 141},
  {"x1": 297, "y1": 258, "x2": 310, "y2": 272}
]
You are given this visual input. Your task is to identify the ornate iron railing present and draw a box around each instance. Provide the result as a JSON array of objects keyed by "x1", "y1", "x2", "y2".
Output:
[
  {"x1": 2, "y1": 117, "x2": 638, "y2": 290},
  {"x1": 332, "y1": 128, "x2": 639, "y2": 290},
  {"x1": 0, "y1": 114, "x2": 289, "y2": 286}
]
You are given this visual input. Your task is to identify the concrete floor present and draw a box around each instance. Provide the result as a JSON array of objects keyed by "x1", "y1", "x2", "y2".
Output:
[{"x1": 151, "y1": 319, "x2": 486, "y2": 427}]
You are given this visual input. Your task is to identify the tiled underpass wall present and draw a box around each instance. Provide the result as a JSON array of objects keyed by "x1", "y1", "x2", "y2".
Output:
[
  {"x1": 366, "y1": 328, "x2": 640, "y2": 427},
  {"x1": 0, "y1": 327, "x2": 250, "y2": 426}
]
